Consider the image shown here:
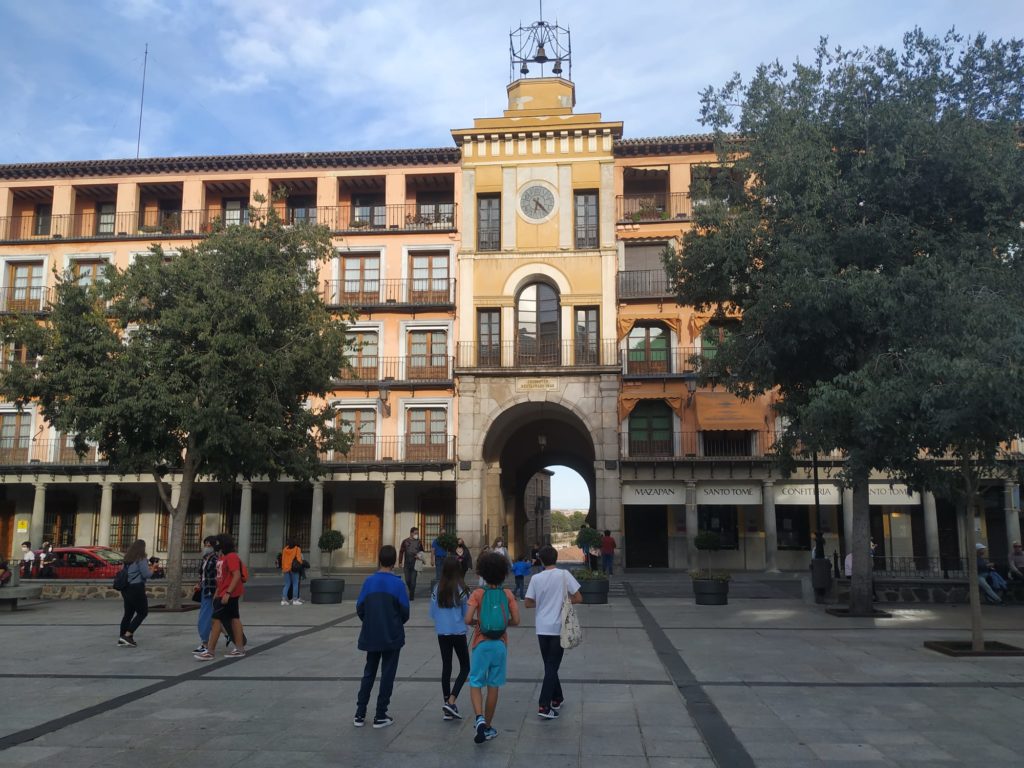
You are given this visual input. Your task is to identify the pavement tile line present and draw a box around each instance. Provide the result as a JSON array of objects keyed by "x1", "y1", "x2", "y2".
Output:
[
  {"x1": 623, "y1": 581, "x2": 756, "y2": 768},
  {"x1": 0, "y1": 609, "x2": 358, "y2": 752}
]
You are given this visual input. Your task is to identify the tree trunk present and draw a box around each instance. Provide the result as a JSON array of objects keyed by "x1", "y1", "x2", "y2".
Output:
[
  {"x1": 849, "y1": 465, "x2": 874, "y2": 616},
  {"x1": 960, "y1": 460, "x2": 984, "y2": 652},
  {"x1": 155, "y1": 459, "x2": 197, "y2": 611}
]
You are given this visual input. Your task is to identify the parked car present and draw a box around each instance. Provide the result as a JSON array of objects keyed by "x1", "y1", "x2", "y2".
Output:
[{"x1": 28, "y1": 546, "x2": 125, "y2": 579}]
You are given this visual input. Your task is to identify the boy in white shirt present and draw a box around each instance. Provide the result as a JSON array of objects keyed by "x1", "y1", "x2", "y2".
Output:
[{"x1": 524, "y1": 545, "x2": 581, "y2": 719}]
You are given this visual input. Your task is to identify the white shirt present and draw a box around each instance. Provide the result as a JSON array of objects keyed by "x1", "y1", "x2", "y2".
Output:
[
  {"x1": 22, "y1": 549, "x2": 34, "y2": 562},
  {"x1": 526, "y1": 567, "x2": 580, "y2": 636}
]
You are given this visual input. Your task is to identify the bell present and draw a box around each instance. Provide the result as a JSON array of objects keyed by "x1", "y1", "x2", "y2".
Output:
[
  {"x1": 552, "y1": 58, "x2": 563, "y2": 75},
  {"x1": 534, "y1": 44, "x2": 548, "y2": 63},
  {"x1": 520, "y1": 61, "x2": 529, "y2": 75}
]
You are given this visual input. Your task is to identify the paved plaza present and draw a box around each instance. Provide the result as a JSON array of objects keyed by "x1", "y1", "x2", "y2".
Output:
[{"x1": 2, "y1": 575, "x2": 1023, "y2": 767}]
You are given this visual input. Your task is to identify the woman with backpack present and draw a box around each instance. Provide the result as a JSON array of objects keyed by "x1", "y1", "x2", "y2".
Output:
[
  {"x1": 280, "y1": 538, "x2": 304, "y2": 606},
  {"x1": 429, "y1": 556, "x2": 471, "y2": 721},
  {"x1": 118, "y1": 539, "x2": 152, "y2": 647}
]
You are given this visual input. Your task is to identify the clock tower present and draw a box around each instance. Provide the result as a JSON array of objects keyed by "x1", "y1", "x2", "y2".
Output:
[{"x1": 451, "y1": 18, "x2": 624, "y2": 553}]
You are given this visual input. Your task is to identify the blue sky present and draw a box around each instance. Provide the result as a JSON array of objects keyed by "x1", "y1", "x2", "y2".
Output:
[{"x1": 1, "y1": 1, "x2": 1021, "y2": 164}]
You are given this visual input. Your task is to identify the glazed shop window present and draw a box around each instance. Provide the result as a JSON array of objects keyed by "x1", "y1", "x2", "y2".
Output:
[
  {"x1": 477, "y1": 195, "x2": 501, "y2": 251},
  {"x1": 776, "y1": 507, "x2": 811, "y2": 550},
  {"x1": 698, "y1": 507, "x2": 739, "y2": 549},
  {"x1": 627, "y1": 324, "x2": 670, "y2": 374},
  {"x1": 628, "y1": 401, "x2": 673, "y2": 457}
]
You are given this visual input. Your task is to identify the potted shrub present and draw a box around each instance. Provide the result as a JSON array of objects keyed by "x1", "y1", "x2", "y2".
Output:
[
  {"x1": 310, "y1": 530, "x2": 345, "y2": 604},
  {"x1": 435, "y1": 531, "x2": 459, "y2": 555},
  {"x1": 574, "y1": 527, "x2": 609, "y2": 604},
  {"x1": 691, "y1": 531, "x2": 730, "y2": 605}
]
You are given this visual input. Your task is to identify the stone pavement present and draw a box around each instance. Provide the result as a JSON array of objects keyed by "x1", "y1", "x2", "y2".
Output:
[{"x1": 1, "y1": 578, "x2": 1023, "y2": 767}]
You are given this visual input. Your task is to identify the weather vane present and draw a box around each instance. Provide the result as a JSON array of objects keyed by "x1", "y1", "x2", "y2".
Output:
[{"x1": 509, "y1": 2, "x2": 571, "y2": 81}]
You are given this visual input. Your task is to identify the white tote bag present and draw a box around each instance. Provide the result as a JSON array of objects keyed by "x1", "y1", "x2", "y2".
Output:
[{"x1": 559, "y1": 571, "x2": 583, "y2": 649}]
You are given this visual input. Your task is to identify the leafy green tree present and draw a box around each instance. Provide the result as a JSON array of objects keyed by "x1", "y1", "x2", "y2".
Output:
[
  {"x1": 0, "y1": 202, "x2": 352, "y2": 608},
  {"x1": 666, "y1": 30, "x2": 1024, "y2": 617},
  {"x1": 550, "y1": 509, "x2": 587, "y2": 533}
]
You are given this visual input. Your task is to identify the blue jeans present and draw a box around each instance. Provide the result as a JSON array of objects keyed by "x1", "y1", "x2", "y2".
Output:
[
  {"x1": 282, "y1": 571, "x2": 300, "y2": 600},
  {"x1": 602, "y1": 553, "x2": 614, "y2": 575},
  {"x1": 198, "y1": 593, "x2": 213, "y2": 644},
  {"x1": 514, "y1": 575, "x2": 525, "y2": 599},
  {"x1": 356, "y1": 649, "x2": 401, "y2": 719},
  {"x1": 979, "y1": 575, "x2": 1002, "y2": 603}
]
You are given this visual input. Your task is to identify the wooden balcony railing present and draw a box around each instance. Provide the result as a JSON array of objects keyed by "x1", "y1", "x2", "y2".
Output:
[
  {"x1": 455, "y1": 340, "x2": 620, "y2": 370},
  {"x1": 323, "y1": 278, "x2": 455, "y2": 308}
]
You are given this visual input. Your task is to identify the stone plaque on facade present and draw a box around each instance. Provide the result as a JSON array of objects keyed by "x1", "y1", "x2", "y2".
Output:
[{"x1": 516, "y1": 378, "x2": 558, "y2": 391}]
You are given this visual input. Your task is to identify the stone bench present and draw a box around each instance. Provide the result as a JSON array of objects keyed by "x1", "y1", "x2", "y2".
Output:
[{"x1": 0, "y1": 585, "x2": 44, "y2": 610}]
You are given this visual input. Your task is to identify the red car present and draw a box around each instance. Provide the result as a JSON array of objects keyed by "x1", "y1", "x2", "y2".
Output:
[{"x1": 30, "y1": 546, "x2": 125, "y2": 579}]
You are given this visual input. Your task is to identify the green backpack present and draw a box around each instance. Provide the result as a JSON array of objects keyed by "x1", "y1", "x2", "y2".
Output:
[{"x1": 479, "y1": 586, "x2": 510, "y2": 639}]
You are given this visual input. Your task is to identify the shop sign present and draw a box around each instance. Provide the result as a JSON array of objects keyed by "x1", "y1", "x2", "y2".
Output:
[
  {"x1": 697, "y1": 483, "x2": 762, "y2": 505},
  {"x1": 869, "y1": 484, "x2": 920, "y2": 506},
  {"x1": 622, "y1": 483, "x2": 685, "y2": 505},
  {"x1": 16, "y1": 519, "x2": 28, "y2": 533},
  {"x1": 774, "y1": 483, "x2": 840, "y2": 505}
]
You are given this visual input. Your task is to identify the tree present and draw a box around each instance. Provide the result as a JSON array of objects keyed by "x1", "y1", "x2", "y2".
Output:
[
  {"x1": 666, "y1": 30, "x2": 1024, "y2": 617},
  {"x1": 0, "y1": 201, "x2": 353, "y2": 608}
]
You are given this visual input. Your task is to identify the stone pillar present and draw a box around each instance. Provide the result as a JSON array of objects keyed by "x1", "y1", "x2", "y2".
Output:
[
  {"x1": 923, "y1": 491, "x2": 940, "y2": 566},
  {"x1": 685, "y1": 481, "x2": 698, "y2": 569},
  {"x1": 383, "y1": 481, "x2": 396, "y2": 548},
  {"x1": 843, "y1": 486, "x2": 854, "y2": 554},
  {"x1": 762, "y1": 480, "x2": 778, "y2": 572},
  {"x1": 238, "y1": 481, "x2": 253, "y2": 565},
  {"x1": 30, "y1": 482, "x2": 46, "y2": 549},
  {"x1": 310, "y1": 482, "x2": 324, "y2": 571},
  {"x1": 1005, "y1": 481, "x2": 1021, "y2": 558},
  {"x1": 97, "y1": 482, "x2": 114, "y2": 548}
]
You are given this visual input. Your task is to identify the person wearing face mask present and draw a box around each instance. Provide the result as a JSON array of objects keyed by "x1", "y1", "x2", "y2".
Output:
[
  {"x1": 193, "y1": 535, "x2": 219, "y2": 655},
  {"x1": 398, "y1": 527, "x2": 424, "y2": 600}
]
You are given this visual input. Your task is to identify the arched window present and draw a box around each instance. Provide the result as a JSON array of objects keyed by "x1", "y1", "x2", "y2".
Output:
[
  {"x1": 516, "y1": 282, "x2": 560, "y2": 365},
  {"x1": 628, "y1": 401, "x2": 673, "y2": 457},
  {"x1": 627, "y1": 323, "x2": 670, "y2": 374}
]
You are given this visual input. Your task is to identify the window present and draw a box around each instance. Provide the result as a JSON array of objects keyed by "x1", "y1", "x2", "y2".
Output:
[
  {"x1": 109, "y1": 506, "x2": 139, "y2": 551},
  {"x1": 158, "y1": 200, "x2": 181, "y2": 233},
  {"x1": 286, "y1": 500, "x2": 311, "y2": 551},
  {"x1": 407, "y1": 408, "x2": 447, "y2": 460},
  {"x1": 33, "y1": 204, "x2": 52, "y2": 237},
  {"x1": 516, "y1": 282, "x2": 560, "y2": 365},
  {"x1": 7, "y1": 261, "x2": 44, "y2": 311},
  {"x1": 96, "y1": 202, "x2": 116, "y2": 235},
  {"x1": 251, "y1": 503, "x2": 268, "y2": 553},
  {"x1": 418, "y1": 487, "x2": 455, "y2": 544},
  {"x1": 287, "y1": 195, "x2": 317, "y2": 225},
  {"x1": 345, "y1": 330, "x2": 379, "y2": 380},
  {"x1": 477, "y1": 195, "x2": 500, "y2": 251},
  {"x1": 1, "y1": 342, "x2": 33, "y2": 371},
  {"x1": 337, "y1": 408, "x2": 377, "y2": 461},
  {"x1": 574, "y1": 307, "x2": 599, "y2": 364},
  {"x1": 698, "y1": 507, "x2": 739, "y2": 549},
  {"x1": 627, "y1": 324, "x2": 670, "y2": 374},
  {"x1": 574, "y1": 191, "x2": 599, "y2": 249},
  {"x1": 628, "y1": 401, "x2": 673, "y2": 457},
  {"x1": 155, "y1": 496, "x2": 203, "y2": 552},
  {"x1": 340, "y1": 254, "x2": 380, "y2": 304},
  {"x1": 478, "y1": 309, "x2": 501, "y2": 367},
  {"x1": 72, "y1": 259, "x2": 106, "y2": 287},
  {"x1": 223, "y1": 198, "x2": 249, "y2": 227},
  {"x1": 43, "y1": 508, "x2": 75, "y2": 547},
  {"x1": 700, "y1": 325, "x2": 728, "y2": 362},
  {"x1": 409, "y1": 252, "x2": 449, "y2": 303},
  {"x1": 701, "y1": 430, "x2": 754, "y2": 457},
  {"x1": 219, "y1": 489, "x2": 267, "y2": 552},
  {"x1": 0, "y1": 411, "x2": 32, "y2": 462},
  {"x1": 352, "y1": 194, "x2": 385, "y2": 228},
  {"x1": 415, "y1": 192, "x2": 454, "y2": 226},
  {"x1": 691, "y1": 165, "x2": 744, "y2": 209},
  {"x1": 408, "y1": 330, "x2": 448, "y2": 380},
  {"x1": 776, "y1": 507, "x2": 811, "y2": 550}
]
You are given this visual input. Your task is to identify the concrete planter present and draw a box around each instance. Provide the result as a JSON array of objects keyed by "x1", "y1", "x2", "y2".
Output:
[
  {"x1": 577, "y1": 579, "x2": 609, "y2": 604},
  {"x1": 310, "y1": 577, "x2": 345, "y2": 604},
  {"x1": 693, "y1": 579, "x2": 729, "y2": 605}
]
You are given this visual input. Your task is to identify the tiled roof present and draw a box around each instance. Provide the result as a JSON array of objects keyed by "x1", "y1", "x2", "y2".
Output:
[
  {"x1": 0, "y1": 148, "x2": 462, "y2": 180},
  {"x1": 613, "y1": 134, "x2": 717, "y2": 155}
]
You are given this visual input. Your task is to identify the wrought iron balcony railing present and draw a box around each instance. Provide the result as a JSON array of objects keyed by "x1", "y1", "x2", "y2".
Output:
[
  {"x1": 0, "y1": 286, "x2": 52, "y2": 313},
  {"x1": 455, "y1": 340, "x2": 620, "y2": 370},
  {"x1": 621, "y1": 347, "x2": 699, "y2": 377},
  {"x1": 616, "y1": 192, "x2": 692, "y2": 223},
  {"x1": 323, "y1": 278, "x2": 455, "y2": 308},
  {"x1": 621, "y1": 430, "x2": 779, "y2": 460},
  {"x1": 617, "y1": 269, "x2": 674, "y2": 299},
  {"x1": 319, "y1": 435, "x2": 455, "y2": 463},
  {"x1": 0, "y1": 438, "x2": 103, "y2": 465},
  {"x1": 338, "y1": 356, "x2": 454, "y2": 385}
]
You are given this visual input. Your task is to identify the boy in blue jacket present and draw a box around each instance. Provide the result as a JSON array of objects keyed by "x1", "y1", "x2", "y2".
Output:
[{"x1": 354, "y1": 545, "x2": 409, "y2": 729}]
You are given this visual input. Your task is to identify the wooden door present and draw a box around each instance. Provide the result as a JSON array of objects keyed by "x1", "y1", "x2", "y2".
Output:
[
  {"x1": 0, "y1": 500, "x2": 15, "y2": 560},
  {"x1": 354, "y1": 501, "x2": 381, "y2": 567}
]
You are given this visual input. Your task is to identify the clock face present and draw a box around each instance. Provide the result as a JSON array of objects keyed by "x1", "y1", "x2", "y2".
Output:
[{"x1": 519, "y1": 184, "x2": 556, "y2": 221}]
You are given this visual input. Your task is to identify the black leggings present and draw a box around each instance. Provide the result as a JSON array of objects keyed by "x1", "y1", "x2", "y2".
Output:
[
  {"x1": 437, "y1": 633, "x2": 470, "y2": 700},
  {"x1": 120, "y1": 583, "x2": 148, "y2": 636}
]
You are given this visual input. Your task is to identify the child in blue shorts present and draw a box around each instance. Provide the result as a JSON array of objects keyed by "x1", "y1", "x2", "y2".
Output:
[
  {"x1": 464, "y1": 551, "x2": 520, "y2": 744},
  {"x1": 512, "y1": 555, "x2": 531, "y2": 600}
]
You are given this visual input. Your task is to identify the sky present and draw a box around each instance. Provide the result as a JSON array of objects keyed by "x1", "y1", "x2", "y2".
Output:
[{"x1": 1, "y1": 1, "x2": 1022, "y2": 164}]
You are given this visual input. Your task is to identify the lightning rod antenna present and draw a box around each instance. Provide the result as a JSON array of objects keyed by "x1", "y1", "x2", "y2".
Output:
[{"x1": 136, "y1": 43, "x2": 148, "y2": 159}]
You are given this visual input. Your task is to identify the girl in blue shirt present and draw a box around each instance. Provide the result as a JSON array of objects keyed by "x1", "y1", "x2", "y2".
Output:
[{"x1": 430, "y1": 556, "x2": 471, "y2": 720}]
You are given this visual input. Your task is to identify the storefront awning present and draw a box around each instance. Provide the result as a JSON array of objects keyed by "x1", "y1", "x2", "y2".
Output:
[{"x1": 694, "y1": 391, "x2": 767, "y2": 430}]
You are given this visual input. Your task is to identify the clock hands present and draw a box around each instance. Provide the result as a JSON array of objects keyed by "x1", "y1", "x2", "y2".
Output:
[{"x1": 533, "y1": 198, "x2": 548, "y2": 215}]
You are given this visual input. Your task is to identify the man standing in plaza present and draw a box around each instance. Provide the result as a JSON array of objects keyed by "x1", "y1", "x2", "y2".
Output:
[
  {"x1": 524, "y1": 545, "x2": 581, "y2": 719},
  {"x1": 600, "y1": 530, "x2": 617, "y2": 575},
  {"x1": 398, "y1": 527, "x2": 424, "y2": 600},
  {"x1": 431, "y1": 529, "x2": 449, "y2": 582}
]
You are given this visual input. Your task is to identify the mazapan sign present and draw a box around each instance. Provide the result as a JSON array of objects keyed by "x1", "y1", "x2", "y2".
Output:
[{"x1": 622, "y1": 483, "x2": 685, "y2": 505}]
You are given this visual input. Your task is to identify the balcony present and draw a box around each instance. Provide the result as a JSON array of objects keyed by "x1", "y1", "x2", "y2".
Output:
[
  {"x1": 621, "y1": 430, "x2": 778, "y2": 460},
  {"x1": 323, "y1": 278, "x2": 455, "y2": 309},
  {"x1": 455, "y1": 340, "x2": 620, "y2": 371},
  {"x1": 0, "y1": 286, "x2": 52, "y2": 313},
  {"x1": 621, "y1": 347, "x2": 698, "y2": 378},
  {"x1": 0, "y1": 439, "x2": 103, "y2": 466},
  {"x1": 338, "y1": 356, "x2": 454, "y2": 386},
  {"x1": 617, "y1": 269, "x2": 673, "y2": 299},
  {"x1": 616, "y1": 193, "x2": 692, "y2": 223},
  {"x1": 318, "y1": 203, "x2": 457, "y2": 234},
  {"x1": 320, "y1": 435, "x2": 455, "y2": 464}
]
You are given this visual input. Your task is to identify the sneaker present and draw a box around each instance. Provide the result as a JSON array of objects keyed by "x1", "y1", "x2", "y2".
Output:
[
  {"x1": 192, "y1": 644, "x2": 207, "y2": 654},
  {"x1": 550, "y1": 698, "x2": 562, "y2": 711},
  {"x1": 353, "y1": 714, "x2": 365, "y2": 727},
  {"x1": 484, "y1": 726, "x2": 498, "y2": 741},
  {"x1": 121, "y1": 635, "x2": 137, "y2": 648},
  {"x1": 442, "y1": 701, "x2": 462, "y2": 719},
  {"x1": 226, "y1": 648, "x2": 246, "y2": 657},
  {"x1": 537, "y1": 706, "x2": 559, "y2": 719},
  {"x1": 281, "y1": 599, "x2": 290, "y2": 606},
  {"x1": 117, "y1": 636, "x2": 131, "y2": 647},
  {"x1": 193, "y1": 651, "x2": 214, "y2": 661},
  {"x1": 474, "y1": 716, "x2": 487, "y2": 744},
  {"x1": 442, "y1": 709, "x2": 454, "y2": 721},
  {"x1": 291, "y1": 599, "x2": 303, "y2": 605},
  {"x1": 372, "y1": 715, "x2": 393, "y2": 729}
]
